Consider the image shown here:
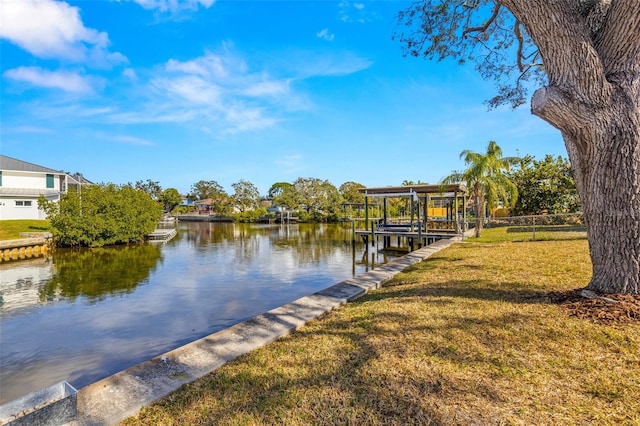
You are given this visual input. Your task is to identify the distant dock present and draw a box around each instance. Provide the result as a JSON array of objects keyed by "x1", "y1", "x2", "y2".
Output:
[
  {"x1": 177, "y1": 215, "x2": 233, "y2": 222},
  {"x1": 147, "y1": 228, "x2": 177, "y2": 243}
]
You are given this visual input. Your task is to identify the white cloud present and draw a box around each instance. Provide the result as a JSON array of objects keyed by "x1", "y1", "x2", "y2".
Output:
[
  {"x1": 1, "y1": 42, "x2": 354, "y2": 138},
  {"x1": 3, "y1": 67, "x2": 94, "y2": 93},
  {"x1": 338, "y1": 1, "x2": 375, "y2": 24},
  {"x1": 122, "y1": 68, "x2": 138, "y2": 81},
  {"x1": 165, "y1": 54, "x2": 232, "y2": 79},
  {"x1": 142, "y1": 50, "x2": 296, "y2": 132},
  {"x1": 294, "y1": 51, "x2": 372, "y2": 78},
  {"x1": 242, "y1": 80, "x2": 291, "y2": 98},
  {"x1": 4, "y1": 125, "x2": 53, "y2": 134},
  {"x1": 112, "y1": 135, "x2": 155, "y2": 146},
  {"x1": 82, "y1": 131, "x2": 155, "y2": 146},
  {"x1": 275, "y1": 154, "x2": 304, "y2": 175},
  {"x1": 316, "y1": 28, "x2": 335, "y2": 42},
  {"x1": 132, "y1": 0, "x2": 215, "y2": 13},
  {"x1": 106, "y1": 109, "x2": 198, "y2": 124},
  {"x1": 25, "y1": 103, "x2": 114, "y2": 121},
  {"x1": 100, "y1": 46, "x2": 368, "y2": 135},
  {"x1": 223, "y1": 106, "x2": 279, "y2": 134},
  {"x1": 0, "y1": 0, "x2": 126, "y2": 67},
  {"x1": 67, "y1": 106, "x2": 114, "y2": 117},
  {"x1": 157, "y1": 75, "x2": 223, "y2": 106}
]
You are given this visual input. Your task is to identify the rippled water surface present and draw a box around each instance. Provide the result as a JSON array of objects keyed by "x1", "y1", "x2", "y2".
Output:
[{"x1": 0, "y1": 222, "x2": 395, "y2": 403}]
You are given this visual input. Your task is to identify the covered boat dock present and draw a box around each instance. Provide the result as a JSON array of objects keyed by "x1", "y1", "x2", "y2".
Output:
[{"x1": 356, "y1": 183, "x2": 468, "y2": 251}]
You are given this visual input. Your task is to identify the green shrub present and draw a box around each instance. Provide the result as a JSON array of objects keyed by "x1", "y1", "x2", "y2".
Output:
[
  {"x1": 39, "y1": 184, "x2": 162, "y2": 247},
  {"x1": 233, "y1": 208, "x2": 269, "y2": 223},
  {"x1": 171, "y1": 205, "x2": 191, "y2": 215}
]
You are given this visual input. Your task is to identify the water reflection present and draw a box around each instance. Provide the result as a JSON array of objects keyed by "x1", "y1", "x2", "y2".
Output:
[
  {"x1": 40, "y1": 244, "x2": 163, "y2": 303},
  {"x1": 0, "y1": 245, "x2": 162, "y2": 316},
  {"x1": 0, "y1": 222, "x2": 395, "y2": 403},
  {"x1": 0, "y1": 258, "x2": 55, "y2": 314}
]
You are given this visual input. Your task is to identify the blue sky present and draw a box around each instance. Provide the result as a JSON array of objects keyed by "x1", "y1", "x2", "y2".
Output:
[{"x1": 0, "y1": 0, "x2": 566, "y2": 195}]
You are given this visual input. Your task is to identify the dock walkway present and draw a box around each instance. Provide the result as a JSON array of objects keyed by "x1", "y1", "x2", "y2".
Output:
[{"x1": 356, "y1": 227, "x2": 462, "y2": 251}]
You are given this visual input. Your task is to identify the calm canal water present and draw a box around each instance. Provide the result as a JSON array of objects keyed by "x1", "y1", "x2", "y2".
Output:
[{"x1": 0, "y1": 222, "x2": 396, "y2": 403}]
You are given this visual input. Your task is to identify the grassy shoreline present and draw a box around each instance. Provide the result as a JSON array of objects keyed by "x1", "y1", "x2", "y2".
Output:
[
  {"x1": 0, "y1": 219, "x2": 51, "y2": 241},
  {"x1": 122, "y1": 232, "x2": 640, "y2": 425}
]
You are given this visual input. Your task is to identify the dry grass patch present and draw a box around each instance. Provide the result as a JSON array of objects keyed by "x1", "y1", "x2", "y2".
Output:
[
  {"x1": 469, "y1": 224, "x2": 587, "y2": 243},
  {"x1": 123, "y1": 239, "x2": 640, "y2": 426}
]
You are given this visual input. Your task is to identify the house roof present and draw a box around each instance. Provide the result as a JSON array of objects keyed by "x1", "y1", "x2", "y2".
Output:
[
  {"x1": 67, "y1": 173, "x2": 94, "y2": 185},
  {"x1": 0, "y1": 155, "x2": 93, "y2": 184},
  {"x1": 194, "y1": 198, "x2": 213, "y2": 205},
  {"x1": 0, "y1": 155, "x2": 65, "y2": 174}
]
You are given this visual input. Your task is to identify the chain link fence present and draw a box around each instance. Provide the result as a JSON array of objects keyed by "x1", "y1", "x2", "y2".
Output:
[{"x1": 484, "y1": 213, "x2": 587, "y2": 241}]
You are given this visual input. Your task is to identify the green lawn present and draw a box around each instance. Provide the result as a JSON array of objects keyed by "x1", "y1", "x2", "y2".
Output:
[
  {"x1": 468, "y1": 224, "x2": 588, "y2": 243},
  {"x1": 0, "y1": 219, "x2": 51, "y2": 240},
  {"x1": 123, "y1": 234, "x2": 640, "y2": 426}
]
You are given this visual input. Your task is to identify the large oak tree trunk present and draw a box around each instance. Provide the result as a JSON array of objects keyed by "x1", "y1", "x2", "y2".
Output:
[
  {"x1": 563, "y1": 105, "x2": 640, "y2": 294},
  {"x1": 531, "y1": 74, "x2": 640, "y2": 295},
  {"x1": 502, "y1": 0, "x2": 640, "y2": 294}
]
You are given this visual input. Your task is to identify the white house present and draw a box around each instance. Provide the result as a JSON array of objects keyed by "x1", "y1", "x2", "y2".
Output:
[{"x1": 0, "y1": 155, "x2": 90, "y2": 220}]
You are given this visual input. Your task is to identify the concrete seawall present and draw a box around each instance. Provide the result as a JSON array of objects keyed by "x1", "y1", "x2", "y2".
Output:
[
  {"x1": 70, "y1": 234, "x2": 470, "y2": 425},
  {"x1": 0, "y1": 233, "x2": 52, "y2": 263}
]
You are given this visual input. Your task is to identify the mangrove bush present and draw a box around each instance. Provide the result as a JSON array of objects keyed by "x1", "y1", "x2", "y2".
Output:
[{"x1": 39, "y1": 183, "x2": 162, "y2": 247}]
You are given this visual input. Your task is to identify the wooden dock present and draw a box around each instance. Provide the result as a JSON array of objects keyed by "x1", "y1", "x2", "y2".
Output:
[
  {"x1": 353, "y1": 183, "x2": 468, "y2": 252},
  {"x1": 356, "y1": 228, "x2": 458, "y2": 251},
  {"x1": 147, "y1": 229, "x2": 177, "y2": 243}
]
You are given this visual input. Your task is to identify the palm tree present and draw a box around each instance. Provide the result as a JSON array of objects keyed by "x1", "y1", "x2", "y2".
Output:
[{"x1": 443, "y1": 141, "x2": 519, "y2": 237}]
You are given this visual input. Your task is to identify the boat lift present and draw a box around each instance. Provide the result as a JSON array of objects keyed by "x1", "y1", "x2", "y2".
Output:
[{"x1": 355, "y1": 183, "x2": 468, "y2": 251}]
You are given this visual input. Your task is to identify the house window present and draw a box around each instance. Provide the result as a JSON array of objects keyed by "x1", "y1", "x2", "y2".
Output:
[
  {"x1": 0, "y1": 171, "x2": 2, "y2": 186},
  {"x1": 15, "y1": 201, "x2": 33, "y2": 207},
  {"x1": 46, "y1": 174, "x2": 54, "y2": 188}
]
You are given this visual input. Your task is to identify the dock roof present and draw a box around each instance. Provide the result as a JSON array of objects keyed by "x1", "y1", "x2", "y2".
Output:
[{"x1": 358, "y1": 183, "x2": 467, "y2": 197}]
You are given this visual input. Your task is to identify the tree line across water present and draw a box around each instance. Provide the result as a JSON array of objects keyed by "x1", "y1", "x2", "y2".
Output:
[
  {"x1": 153, "y1": 150, "x2": 580, "y2": 223},
  {"x1": 38, "y1": 148, "x2": 579, "y2": 248}
]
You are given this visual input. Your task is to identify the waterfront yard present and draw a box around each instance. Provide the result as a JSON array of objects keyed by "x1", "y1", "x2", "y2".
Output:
[
  {"x1": 123, "y1": 230, "x2": 640, "y2": 425},
  {"x1": 0, "y1": 219, "x2": 50, "y2": 240}
]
